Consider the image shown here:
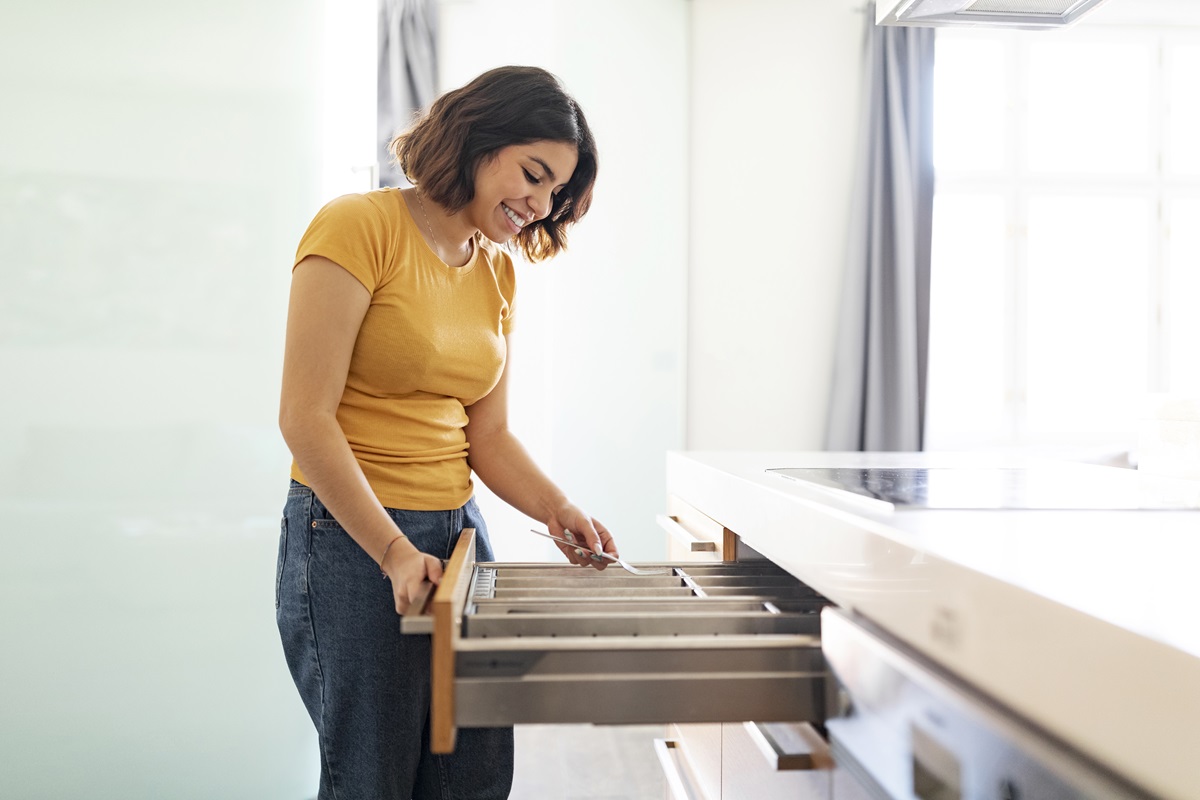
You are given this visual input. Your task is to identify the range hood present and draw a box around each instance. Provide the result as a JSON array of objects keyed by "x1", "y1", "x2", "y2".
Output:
[{"x1": 877, "y1": 0, "x2": 1114, "y2": 29}]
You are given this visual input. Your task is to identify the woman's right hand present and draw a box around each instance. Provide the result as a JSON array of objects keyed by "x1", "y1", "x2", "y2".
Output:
[{"x1": 381, "y1": 538, "x2": 444, "y2": 614}]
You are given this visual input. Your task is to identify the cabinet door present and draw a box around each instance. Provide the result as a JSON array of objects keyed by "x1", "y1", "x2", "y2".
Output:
[
  {"x1": 668, "y1": 724, "x2": 722, "y2": 800},
  {"x1": 831, "y1": 766, "x2": 875, "y2": 800},
  {"x1": 659, "y1": 502, "x2": 808, "y2": 800},
  {"x1": 662, "y1": 494, "x2": 738, "y2": 562},
  {"x1": 722, "y1": 721, "x2": 833, "y2": 800}
]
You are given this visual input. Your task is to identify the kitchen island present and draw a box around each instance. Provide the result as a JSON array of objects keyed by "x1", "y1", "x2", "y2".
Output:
[{"x1": 665, "y1": 451, "x2": 1200, "y2": 800}]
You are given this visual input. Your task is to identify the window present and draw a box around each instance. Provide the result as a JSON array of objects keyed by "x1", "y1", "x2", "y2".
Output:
[{"x1": 926, "y1": 25, "x2": 1200, "y2": 453}]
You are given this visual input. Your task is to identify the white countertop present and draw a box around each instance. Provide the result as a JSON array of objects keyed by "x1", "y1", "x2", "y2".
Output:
[{"x1": 666, "y1": 450, "x2": 1200, "y2": 800}]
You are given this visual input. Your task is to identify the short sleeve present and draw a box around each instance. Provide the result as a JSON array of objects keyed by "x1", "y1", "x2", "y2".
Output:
[
  {"x1": 293, "y1": 193, "x2": 391, "y2": 293},
  {"x1": 496, "y1": 248, "x2": 517, "y2": 335}
]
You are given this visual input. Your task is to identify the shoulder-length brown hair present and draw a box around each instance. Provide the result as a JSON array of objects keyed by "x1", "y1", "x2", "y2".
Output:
[{"x1": 389, "y1": 66, "x2": 598, "y2": 263}]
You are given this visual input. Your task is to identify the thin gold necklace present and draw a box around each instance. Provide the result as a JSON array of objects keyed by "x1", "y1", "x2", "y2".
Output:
[{"x1": 414, "y1": 188, "x2": 440, "y2": 255}]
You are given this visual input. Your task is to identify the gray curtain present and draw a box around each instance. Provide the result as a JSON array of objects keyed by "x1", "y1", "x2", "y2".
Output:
[
  {"x1": 378, "y1": 0, "x2": 438, "y2": 188},
  {"x1": 824, "y1": 8, "x2": 935, "y2": 452}
]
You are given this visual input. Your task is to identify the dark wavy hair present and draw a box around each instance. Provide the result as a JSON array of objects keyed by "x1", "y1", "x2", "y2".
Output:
[{"x1": 389, "y1": 66, "x2": 598, "y2": 263}]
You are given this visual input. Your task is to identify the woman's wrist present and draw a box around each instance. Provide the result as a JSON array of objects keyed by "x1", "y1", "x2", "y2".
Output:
[
  {"x1": 379, "y1": 534, "x2": 410, "y2": 577},
  {"x1": 542, "y1": 493, "x2": 573, "y2": 522}
]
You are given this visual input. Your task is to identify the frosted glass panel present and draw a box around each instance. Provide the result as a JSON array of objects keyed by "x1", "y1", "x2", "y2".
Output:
[
  {"x1": 1025, "y1": 195, "x2": 1150, "y2": 434},
  {"x1": 0, "y1": 180, "x2": 279, "y2": 347},
  {"x1": 1167, "y1": 44, "x2": 1200, "y2": 177},
  {"x1": 1026, "y1": 41, "x2": 1152, "y2": 175},
  {"x1": 1168, "y1": 197, "x2": 1200, "y2": 393},
  {"x1": 926, "y1": 193, "x2": 1008, "y2": 444},
  {"x1": 934, "y1": 36, "x2": 1006, "y2": 172},
  {"x1": 0, "y1": 2, "x2": 322, "y2": 797}
]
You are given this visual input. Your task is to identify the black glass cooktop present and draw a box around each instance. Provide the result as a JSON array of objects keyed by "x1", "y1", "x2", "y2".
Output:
[{"x1": 766, "y1": 466, "x2": 1200, "y2": 510}]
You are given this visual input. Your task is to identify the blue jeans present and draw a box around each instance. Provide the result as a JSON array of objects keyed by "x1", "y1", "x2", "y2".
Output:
[{"x1": 276, "y1": 480, "x2": 514, "y2": 799}]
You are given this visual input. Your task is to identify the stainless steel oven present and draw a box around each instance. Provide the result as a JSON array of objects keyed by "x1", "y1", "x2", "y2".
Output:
[{"x1": 821, "y1": 608, "x2": 1157, "y2": 800}]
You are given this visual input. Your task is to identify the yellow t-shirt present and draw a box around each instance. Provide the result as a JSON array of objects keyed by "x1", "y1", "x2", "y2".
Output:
[{"x1": 290, "y1": 188, "x2": 516, "y2": 510}]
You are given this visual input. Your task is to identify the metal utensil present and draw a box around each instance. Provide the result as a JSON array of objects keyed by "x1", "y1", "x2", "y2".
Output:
[{"x1": 528, "y1": 529, "x2": 670, "y2": 576}]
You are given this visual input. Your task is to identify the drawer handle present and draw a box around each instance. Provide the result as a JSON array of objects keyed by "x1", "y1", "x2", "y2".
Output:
[
  {"x1": 653, "y1": 739, "x2": 704, "y2": 800},
  {"x1": 657, "y1": 514, "x2": 718, "y2": 552},
  {"x1": 744, "y1": 721, "x2": 834, "y2": 771},
  {"x1": 399, "y1": 559, "x2": 451, "y2": 635},
  {"x1": 399, "y1": 580, "x2": 436, "y2": 635}
]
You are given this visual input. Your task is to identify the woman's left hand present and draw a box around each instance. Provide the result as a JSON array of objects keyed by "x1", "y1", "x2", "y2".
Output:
[{"x1": 546, "y1": 506, "x2": 617, "y2": 570}]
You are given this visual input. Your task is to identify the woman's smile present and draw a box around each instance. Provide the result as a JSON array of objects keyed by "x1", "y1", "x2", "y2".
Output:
[{"x1": 469, "y1": 140, "x2": 579, "y2": 243}]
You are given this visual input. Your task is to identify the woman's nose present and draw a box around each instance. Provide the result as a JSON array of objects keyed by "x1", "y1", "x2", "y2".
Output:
[{"x1": 529, "y1": 191, "x2": 552, "y2": 221}]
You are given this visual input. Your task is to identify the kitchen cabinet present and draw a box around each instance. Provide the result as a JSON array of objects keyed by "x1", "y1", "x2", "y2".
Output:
[
  {"x1": 660, "y1": 494, "x2": 735, "y2": 562},
  {"x1": 831, "y1": 766, "x2": 875, "y2": 800},
  {"x1": 660, "y1": 495, "x2": 730, "y2": 799},
  {"x1": 402, "y1": 451, "x2": 1198, "y2": 797},
  {"x1": 665, "y1": 451, "x2": 1199, "y2": 800},
  {"x1": 662, "y1": 724, "x2": 722, "y2": 800},
  {"x1": 660, "y1": 721, "x2": 843, "y2": 800},
  {"x1": 660, "y1": 496, "x2": 834, "y2": 800},
  {"x1": 721, "y1": 721, "x2": 831, "y2": 799}
]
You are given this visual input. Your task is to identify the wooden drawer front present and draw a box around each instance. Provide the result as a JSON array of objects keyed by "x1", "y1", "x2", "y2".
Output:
[
  {"x1": 405, "y1": 529, "x2": 835, "y2": 753},
  {"x1": 664, "y1": 494, "x2": 738, "y2": 562}
]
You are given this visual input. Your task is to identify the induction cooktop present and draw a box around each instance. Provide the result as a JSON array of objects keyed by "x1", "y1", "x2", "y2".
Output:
[{"x1": 766, "y1": 466, "x2": 1200, "y2": 510}]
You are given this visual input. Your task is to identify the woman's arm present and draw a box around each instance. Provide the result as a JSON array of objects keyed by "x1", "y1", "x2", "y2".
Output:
[
  {"x1": 279, "y1": 255, "x2": 443, "y2": 611},
  {"x1": 464, "y1": 334, "x2": 618, "y2": 568}
]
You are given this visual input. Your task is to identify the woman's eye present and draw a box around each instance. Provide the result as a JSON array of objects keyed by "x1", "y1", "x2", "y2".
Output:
[{"x1": 523, "y1": 168, "x2": 541, "y2": 185}]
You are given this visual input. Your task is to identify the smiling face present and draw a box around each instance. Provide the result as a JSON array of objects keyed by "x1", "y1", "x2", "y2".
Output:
[{"x1": 466, "y1": 141, "x2": 579, "y2": 243}]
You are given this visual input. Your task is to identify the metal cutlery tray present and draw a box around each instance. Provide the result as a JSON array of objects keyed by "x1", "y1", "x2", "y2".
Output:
[{"x1": 403, "y1": 529, "x2": 838, "y2": 753}]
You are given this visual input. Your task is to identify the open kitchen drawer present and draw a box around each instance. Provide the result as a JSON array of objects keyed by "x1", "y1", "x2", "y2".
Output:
[{"x1": 402, "y1": 528, "x2": 838, "y2": 754}]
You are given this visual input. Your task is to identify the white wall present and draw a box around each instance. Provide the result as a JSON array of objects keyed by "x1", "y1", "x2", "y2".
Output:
[
  {"x1": 438, "y1": 0, "x2": 866, "y2": 558},
  {"x1": 436, "y1": 0, "x2": 690, "y2": 564},
  {"x1": 688, "y1": 0, "x2": 866, "y2": 450}
]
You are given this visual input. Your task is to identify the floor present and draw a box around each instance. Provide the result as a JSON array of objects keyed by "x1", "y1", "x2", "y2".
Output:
[{"x1": 510, "y1": 724, "x2": 666, "y2": 799}]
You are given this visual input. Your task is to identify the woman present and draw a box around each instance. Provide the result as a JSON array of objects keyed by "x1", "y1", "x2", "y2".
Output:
[{"x1": 275, "y1": 66, "x2": 614, "y2": 799}]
